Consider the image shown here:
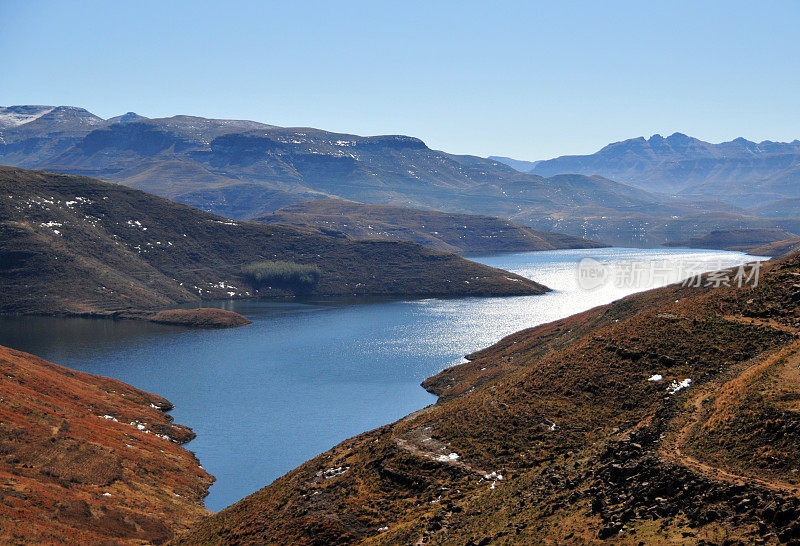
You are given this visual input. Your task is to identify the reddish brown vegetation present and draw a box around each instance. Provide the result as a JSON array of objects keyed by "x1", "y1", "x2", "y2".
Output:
[{"x1": 0, "y1": 345, "x2": 213, "y2": 544}]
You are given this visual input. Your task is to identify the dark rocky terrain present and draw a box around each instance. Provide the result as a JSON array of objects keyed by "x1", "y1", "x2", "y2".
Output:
[
  {"x1": 0, "y1": 343, "x2": 213, "y2": 544},
  {"x1": 0, "y1": 166, "x2": 547, "y2": 318},
  {"x1": 179, "y1": 250, "x2": 800, "y2": 544},
  {"x1": 257, "y1": 198, "x2": 605, "y2": 254}
]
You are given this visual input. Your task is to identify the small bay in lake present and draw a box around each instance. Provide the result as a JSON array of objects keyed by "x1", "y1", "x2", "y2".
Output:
[{"x1": 0, "y1": 247, "x2": 762, "y2": 509}]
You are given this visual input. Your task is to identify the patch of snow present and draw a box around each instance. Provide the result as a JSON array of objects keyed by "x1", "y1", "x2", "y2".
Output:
[
  {"x1": 648, "y1": 374, "x2": 663, "y2": 382},
  {"x1": 484, "y1": 471, "x2": 503, "y2": 481},
  {"x1": 316, "y1": 466, "x2": 350, "y2": 479},
  {"x1": 0, "y1": 106, "x2": 55, "y2": 128},
  {"x1": 667, "y1": 378, "x2": 692, "y2": 395},
  {"x1": 436, "y1": 452, "x2": 460, "y2": 462},
  {"x1": 100, "y1": 414, "x2": 118, "y2": 422}
]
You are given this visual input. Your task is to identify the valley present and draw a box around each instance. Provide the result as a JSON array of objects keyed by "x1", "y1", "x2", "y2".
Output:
[
  {"x1": 4, "y1": 4, "x2": 800, "y2": 544},
  {"x1": 178, "y1": 249, "x2": 800, "y2": 544},
  {"x1": 0, "y1": 248, "x2": 760, "y2": 514}
]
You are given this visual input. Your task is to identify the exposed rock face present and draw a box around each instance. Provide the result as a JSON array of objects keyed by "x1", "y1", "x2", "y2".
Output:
[
  {"x1": 180, "y1": 252, "x2": 800, "y2": 544},
  {"x1": 150, "y1": 308, "x2": 252, "y2": 328},
  {"x1": 0, "y1": 344, "x2": 213, "y2": 544}
]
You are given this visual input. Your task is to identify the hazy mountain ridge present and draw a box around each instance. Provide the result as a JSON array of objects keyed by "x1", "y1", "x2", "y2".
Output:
[
  {"x1": 4, "y1": 106, "x2": 800, "y2": 247},
  {"x1": 507, "y1": 132, "x2": 800, "y2": 202},
  {"x1": 0, "y1": 105, "x2": 669, "y2": 226}
]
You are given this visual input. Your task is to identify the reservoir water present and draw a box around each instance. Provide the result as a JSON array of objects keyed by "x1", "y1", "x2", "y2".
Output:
[{"x1": 0, "y1": 247, "x2": 762, "y2": 510}]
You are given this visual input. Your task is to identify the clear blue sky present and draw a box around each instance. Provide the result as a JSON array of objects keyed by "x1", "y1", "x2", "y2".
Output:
[{"x1": 2, "y1": 1, "x2": 799, "y2": 159}]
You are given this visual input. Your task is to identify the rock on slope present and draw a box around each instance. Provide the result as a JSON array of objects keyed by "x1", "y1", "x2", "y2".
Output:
[
  {"x1": 257, "y1": 199, "x2": 605, "y2": 254},
  {"x1": 0, "y1": 166, "x2": 547, "y2": 317},
  {"x1": 180, "y1": 251, "x2": 800, "y2": 544},
  {"x1": 0, "y1": 344, "x2": 212, "y2": 544}
]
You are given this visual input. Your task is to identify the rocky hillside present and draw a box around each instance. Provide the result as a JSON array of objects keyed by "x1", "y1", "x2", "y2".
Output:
[
  {"x1": 0, "y1": 167, "x2": 547, "y2": 317},
  {"x1": 257, "y1": 199, "x2": 605, "y2": 254},
  {"x1": 0, "y1": 344, "x2": 212, "y2": 544},
  {"x1": 181, "y1": 251, "x2": 800, "y2": 544}
]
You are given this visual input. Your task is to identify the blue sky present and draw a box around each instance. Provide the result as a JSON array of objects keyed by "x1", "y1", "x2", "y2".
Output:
[{"x1": 2, "y1": 1, "x2": 799, "y2": 159}]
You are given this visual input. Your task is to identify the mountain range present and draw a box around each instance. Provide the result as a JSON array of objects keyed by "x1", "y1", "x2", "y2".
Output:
[
  {"x1": 0, "y1": 105, "x2": 659, "y2": 222},
  {"x1": 495, "y1": 132, "x2": 800, "y2": 208},
  {"x1": 4, "y1": 105, "x2": 800, "y2": 247}
]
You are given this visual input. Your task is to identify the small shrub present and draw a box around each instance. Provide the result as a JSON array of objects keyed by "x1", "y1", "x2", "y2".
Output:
[{"x1": 242, "y1": 260, "x2": 321, "y2": 291}]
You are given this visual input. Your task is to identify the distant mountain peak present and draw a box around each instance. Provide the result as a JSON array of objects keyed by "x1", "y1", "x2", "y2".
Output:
[
  {"x1": 36, "y1": 106, "x2": 105, "y2": 126},
  {"x1": 527, "y1": 131, "x2": 800, "y2": 195},
  {"x1": 110, "y1": 111, "x2": 147, "y2": 124}
]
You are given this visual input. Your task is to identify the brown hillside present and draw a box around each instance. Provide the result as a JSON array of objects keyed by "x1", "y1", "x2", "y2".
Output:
[
  {"x1": 0, "y1": 344, "x2": 212, "y2": 544},
  {"x1": 257, "y1": 198, "x2": 605, "y2": 253},
  {"x1": 0, "y1": 167, "x2": 547, "y2": 318}
]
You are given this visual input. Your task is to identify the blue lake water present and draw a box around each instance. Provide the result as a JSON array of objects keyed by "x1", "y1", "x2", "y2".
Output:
[{"x1": 0, "y1": 247, "x2": 762, "y2": 510}]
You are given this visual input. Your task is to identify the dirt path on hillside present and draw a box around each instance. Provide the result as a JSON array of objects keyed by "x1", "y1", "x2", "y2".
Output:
[
  {"x1": 659, "y1": 333, "x2": 800, "y2": 496},
  {"x1": 721, "y1": 314, "x2": 800, "y2": 336}
]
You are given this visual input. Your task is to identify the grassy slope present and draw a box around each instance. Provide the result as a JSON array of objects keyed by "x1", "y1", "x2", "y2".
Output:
[
  {"x1": 0, "y1": 344, "x2": 212, "y2": 544},
  {"x1": 256, "y1": 198, "x2": 605, "y2": 254},
  {"x1": 181, "y1": 252, "x2": 800, "y2": 544},
  {"x1": 0, "y1": 167, "x2": 547, "y2": 316}
]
